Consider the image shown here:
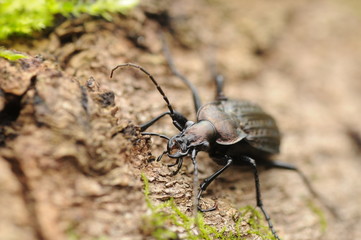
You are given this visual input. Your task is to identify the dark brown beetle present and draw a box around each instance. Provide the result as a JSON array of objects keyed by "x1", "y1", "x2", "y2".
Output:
[{"x1": 110, "y1": 48, "x2": 330, "y2": 240}]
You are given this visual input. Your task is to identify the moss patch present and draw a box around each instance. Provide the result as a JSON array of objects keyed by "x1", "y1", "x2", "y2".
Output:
[
  {"x1": 0, "y1": 0, "x2": 139, "y2": 40},
  {"x1": 0, "y1": 48, "x2": 28, "y2": 60},
  {"x1": 307, "y1": 200, "x2": 328, "y2": 232},
  {"x1": 141, "y1": 173, "x2": 276, "y2": 240}
]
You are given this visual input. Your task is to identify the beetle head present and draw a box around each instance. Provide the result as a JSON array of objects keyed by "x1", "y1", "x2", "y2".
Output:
[{"x1": 167, "y1": 120, "x2": 217, "y2": 158}]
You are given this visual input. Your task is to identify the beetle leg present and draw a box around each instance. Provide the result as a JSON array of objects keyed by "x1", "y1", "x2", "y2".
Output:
[
  {"x1": 263, "y1": 160, "x2": 317, "y2": 193},
  {"x1": 161, "y1": 33, "x2": 202, "y2": 113},
  {"x1": 139, "y1": 112, "x2": 171, "y2": 131},
  {"x1": 262, "y1": 160, "x2": 318, "y2": 196},
  {"x1": 168, "y1": 158, "x2": 183, "y2": 175},
  {"x1": 214, "y1": 74, "x2": 228, "y2": 101},
  {"x1": 263, "y1": 160, "x2": 339, "y2": 218},
  {"x1": 154, "y1": 150, "x2": 167, "y2": 162},
  {"x1": 205, "y1": 54, "x2": 228, "y2": 101},
  {"x1": 153, "y1": 150, "x2": 183, "y2": 175},
  {"x1": 241, "y1": 156, "x2": 281, "y2": 240},
  {"x1": 190, "y1": 149, "x2": 201, "y2": 215},
  {"x1": 167, "y1": 158, "x2": 179, "y2": 167},
  {"x1": 197, "y1": 157, "x2": 233, "y2": 212}
]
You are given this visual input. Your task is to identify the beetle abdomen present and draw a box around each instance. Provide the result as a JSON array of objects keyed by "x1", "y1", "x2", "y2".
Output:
[
  {"x1": 197, "y1": 100, "x2": 280, "y2": 154},
  {"x1": 229, "y1": 100, "x2": 280, "y2": 154}
]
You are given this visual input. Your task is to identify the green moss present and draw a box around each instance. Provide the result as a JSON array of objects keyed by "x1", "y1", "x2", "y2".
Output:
[
  {"x1": 93, "y1": 236, "x2": 109, "y2": 240},
  {"x1": 66, "y1": 223, "x2": 80, "y2": 240},
  {"x1": 0, "y1": 0, "x2": 139, "y2": 40},
  {"x1": 236, "y1": 206, "x2": 277, "y2": 240},
  {"x1": 307, "y1": 200, "x2": 327, "y2": 232},
  {"x1": 141, "y1": 173, "x2": 276, "y2": 240},
  {"x1": 66, "y1": 222, "x2": 109, "y2": 240},
  {"x1": 0, "y1": 47, "x2": 28, "y2": 60}
]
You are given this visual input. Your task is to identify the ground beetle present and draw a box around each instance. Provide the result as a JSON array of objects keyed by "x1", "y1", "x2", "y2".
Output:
[{"x1": 110, "y1": 44, "x2": 331, "y2": 240}]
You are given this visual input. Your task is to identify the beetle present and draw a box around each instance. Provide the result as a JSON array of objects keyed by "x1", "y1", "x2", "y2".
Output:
[{"x1": 110, "y1": 48, "x2": 331, "y2": 240}]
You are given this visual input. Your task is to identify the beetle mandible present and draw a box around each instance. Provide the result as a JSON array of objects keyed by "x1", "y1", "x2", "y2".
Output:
[{"x1": 110, "y1": 47, "x2": 319, "y2": 240}]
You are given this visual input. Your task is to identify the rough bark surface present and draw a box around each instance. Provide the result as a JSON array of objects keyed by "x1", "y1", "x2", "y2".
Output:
[{"x1": 1, "y1": 0, "x2": 361, "y2": 240}]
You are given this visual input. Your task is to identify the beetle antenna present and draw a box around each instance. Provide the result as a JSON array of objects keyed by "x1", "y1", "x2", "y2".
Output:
[{"x1": 110, "y1": 63, "x2": 183, "y2": 130}]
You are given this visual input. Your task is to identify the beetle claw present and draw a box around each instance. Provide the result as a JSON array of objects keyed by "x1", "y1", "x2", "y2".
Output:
[
  {"x1": 167, "y1": 158, "x2": 183, "y2": 175},
  {"x1": 197, "y1": 201, "x2": 217, "y2": 212},
  {"x1": 167, "y1": 161, "x2": 178, "y2": 167},
  {"x1": 157, "y1": 151, "x2": 167, "y2": 162},
  {"x1": 171, "y1": 168, "x2": 181, "y2": 176}
]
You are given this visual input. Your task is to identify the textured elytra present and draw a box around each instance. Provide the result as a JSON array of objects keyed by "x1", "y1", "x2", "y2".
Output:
[{"x1": 198, "y1": 99, "x2": 280, "y2": 154}]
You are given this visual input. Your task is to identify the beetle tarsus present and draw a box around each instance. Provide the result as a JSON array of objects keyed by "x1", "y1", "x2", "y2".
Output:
[
  {"x1": 167, "y1": 158, "x2": 179, "y2": 167},
  {"x1": 156, "y1": 151, "x2": 167, "y2": 162},
  {"x1": 168, "y1": 158, "x2": 183, "y2": 175},
  {"x1": 197, "y1": 201, "x2": 217, "y2": 212},
  {"x1": 262, "y1": 160, "x2": 339, "y2": 219},
  {"x1": 241, "y1": 156, "x2": 281, "y2": 240},
  {"x1": 195, "y1": 158, "x2": 233, "y2": 212}
]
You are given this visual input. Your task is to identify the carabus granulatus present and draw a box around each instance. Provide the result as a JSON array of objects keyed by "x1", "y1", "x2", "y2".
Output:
[{"x1": 110, "y1": 44, "x2": 332, "y2": 240}]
